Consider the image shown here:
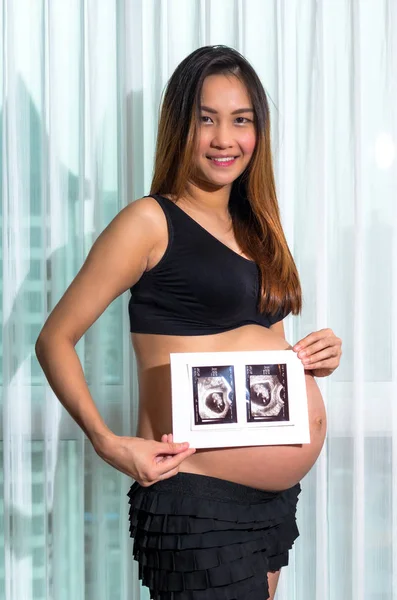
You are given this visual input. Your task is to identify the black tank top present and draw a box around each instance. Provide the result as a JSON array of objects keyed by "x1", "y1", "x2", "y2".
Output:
[{"x1": 128, "y1": 194, "x2": 288, "y2": 335}]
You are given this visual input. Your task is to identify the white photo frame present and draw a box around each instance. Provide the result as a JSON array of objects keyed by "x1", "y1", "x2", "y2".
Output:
[{"x1": 170, "y1": 350, "x2": 310, "y2": 448}]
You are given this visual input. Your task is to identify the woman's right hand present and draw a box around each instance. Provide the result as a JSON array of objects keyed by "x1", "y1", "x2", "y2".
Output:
[{"x1": 94, "y1": 433, "x2": 196, "y2": 487}]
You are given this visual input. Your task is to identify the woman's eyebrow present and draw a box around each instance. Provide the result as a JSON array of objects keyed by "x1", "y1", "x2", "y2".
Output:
[{"x1": 200, "y1": 105, "x2": 254, "y2": 115}]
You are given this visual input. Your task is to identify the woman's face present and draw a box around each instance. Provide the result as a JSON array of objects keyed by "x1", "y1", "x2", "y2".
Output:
[{"x1": 192, "y1": 74, "x2": 257, "y2": 189}]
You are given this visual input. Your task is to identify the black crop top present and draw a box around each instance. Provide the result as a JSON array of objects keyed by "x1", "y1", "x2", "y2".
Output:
[{"x1": 128, "y1": 194, "x2": 289, "y2": 335}]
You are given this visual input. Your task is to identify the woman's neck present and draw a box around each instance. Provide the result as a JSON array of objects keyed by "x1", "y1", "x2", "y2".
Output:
[{"x1": 182, "y1": 182, "x2": 232, "y2": 218}]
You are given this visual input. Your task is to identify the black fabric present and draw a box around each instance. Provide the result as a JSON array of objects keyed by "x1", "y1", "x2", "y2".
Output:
[
  {"x1": 127, "y1": 472, "x2": 301, "y2": 600},
  {"x1": 128, "y1": 194, "x2": 289, "y2": 335}
]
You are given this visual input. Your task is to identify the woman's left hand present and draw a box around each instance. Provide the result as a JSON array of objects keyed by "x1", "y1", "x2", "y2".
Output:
[{"x1": 292, "y1": 328, "x2": 342, "y2": 377}]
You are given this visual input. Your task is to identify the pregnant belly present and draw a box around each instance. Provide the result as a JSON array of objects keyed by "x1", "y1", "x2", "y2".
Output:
[
  {"x1": 180, "y1": 372, "x2": 326, "y2": 491},
  {"x1": 135, "y1": 325, "x2": 327, "y2": 492}
]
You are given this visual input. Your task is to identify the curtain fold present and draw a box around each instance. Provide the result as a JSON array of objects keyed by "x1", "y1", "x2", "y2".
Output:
[{"x1": 1, "y1": 1, "x2": 396, "y2": 598}]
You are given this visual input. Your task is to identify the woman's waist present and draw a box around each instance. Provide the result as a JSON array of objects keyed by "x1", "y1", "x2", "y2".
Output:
[
  {"x1": 134, "y1": 326, "x2": 321, "y2": 436},
  {"x1": 133, "y1": 324, "x2": 291, "y2": 370}
]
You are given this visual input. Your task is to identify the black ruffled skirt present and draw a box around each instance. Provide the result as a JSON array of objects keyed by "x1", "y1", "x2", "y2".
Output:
[{"x1": 127, "y1": 472, "x2": 301, "y2": 600}]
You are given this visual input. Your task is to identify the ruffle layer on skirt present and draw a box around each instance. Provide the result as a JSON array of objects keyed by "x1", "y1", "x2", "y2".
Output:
[{"x1": 127, "y1": 473, "x2": 301, "y2": 600}]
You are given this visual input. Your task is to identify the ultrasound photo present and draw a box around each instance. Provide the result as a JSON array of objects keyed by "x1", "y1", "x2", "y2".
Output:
[
  {"x1": 191, "y1": 365, "x2": 237, "y2": 426},
  {"x1": 245, "y1": 363, "x2": 289, "y2": 422}
]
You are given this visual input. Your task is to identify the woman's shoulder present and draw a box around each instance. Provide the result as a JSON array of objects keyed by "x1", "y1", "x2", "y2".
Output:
[
  {"x1": 123, "y1": 195, "x2": 166, "y2": 222},
  {"x1": 113, "y1": 195, "x2": 168, "y2": 237}
]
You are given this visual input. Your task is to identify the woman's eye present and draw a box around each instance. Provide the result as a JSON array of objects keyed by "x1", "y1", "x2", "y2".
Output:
[{"x1": 200, "y1": 116, "x2": 252, "y2": 125}]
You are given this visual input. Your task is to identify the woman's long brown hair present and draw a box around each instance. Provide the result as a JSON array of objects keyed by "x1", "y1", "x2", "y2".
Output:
[{"x1": 150, "y1": 45, "x2": 302, "y2": 317}]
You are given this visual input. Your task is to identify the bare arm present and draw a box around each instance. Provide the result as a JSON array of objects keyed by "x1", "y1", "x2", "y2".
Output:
[
  {"x1": 35, "y1": 198, "x2": 155, "y2": 445},
  {"x1": 35, "y1": 197, "x2": 195, "y2": 484},
  {"x1": 35, "y1": 336, "x2": 112, "y2": 449}
]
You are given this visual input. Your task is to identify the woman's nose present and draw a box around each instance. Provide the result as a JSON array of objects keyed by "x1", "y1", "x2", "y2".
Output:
[{"x1": 211, "y1": 124, "x2": 234, "y2": 148}]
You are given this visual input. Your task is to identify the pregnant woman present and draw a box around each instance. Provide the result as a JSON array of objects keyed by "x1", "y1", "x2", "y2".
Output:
[{"x1": 36, "y1": 45, "x2": 342, "y2": 600}]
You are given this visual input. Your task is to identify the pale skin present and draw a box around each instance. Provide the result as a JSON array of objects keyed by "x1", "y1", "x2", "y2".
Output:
[{"x1": 35, "y1": 73, "x2": 342, "y2": 600}]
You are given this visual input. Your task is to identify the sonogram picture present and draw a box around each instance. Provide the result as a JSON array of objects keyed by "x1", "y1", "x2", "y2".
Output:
[
  {"x1": 171, "y1": 350, "x2": 310, "y2": 448},
  {"x1": 245, "y1": 363, "x2": 289, "y2": 422},
  {"x1": 192, "y1": 365, "x2": 237, "y2": 425}
]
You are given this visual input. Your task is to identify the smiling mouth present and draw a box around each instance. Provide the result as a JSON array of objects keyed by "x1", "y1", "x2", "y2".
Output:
[{"x1": 206, "y1": 156, "x2": 239, "y2": 166}]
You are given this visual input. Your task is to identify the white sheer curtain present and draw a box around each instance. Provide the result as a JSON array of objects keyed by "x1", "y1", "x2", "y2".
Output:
[{"x1": 1, "y1": 1, "x2": 396, "y2": 599}]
